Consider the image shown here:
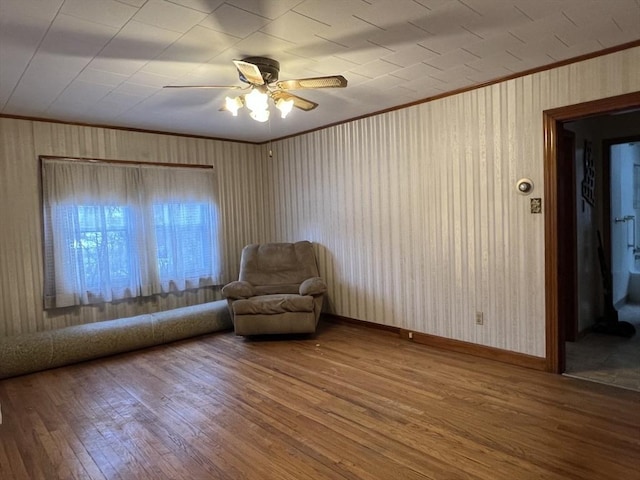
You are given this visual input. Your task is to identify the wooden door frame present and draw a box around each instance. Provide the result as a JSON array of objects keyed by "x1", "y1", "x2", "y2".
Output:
[
  {"x1": 559, "y1": 128, "x2": 578, "y2": 343},
  {"x1": 543, "y1": 91, "x2": 640, "y2": 373}
]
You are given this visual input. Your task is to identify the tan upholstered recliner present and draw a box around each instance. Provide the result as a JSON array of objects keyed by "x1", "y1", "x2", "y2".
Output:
[{"x1": 222, "y1": 241, "x2": 327, "y2": 336}]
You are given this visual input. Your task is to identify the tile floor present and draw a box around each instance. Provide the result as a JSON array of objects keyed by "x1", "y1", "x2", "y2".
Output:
[{"x1": 565, "y1": 304, "x2": 640, "y2": 392}]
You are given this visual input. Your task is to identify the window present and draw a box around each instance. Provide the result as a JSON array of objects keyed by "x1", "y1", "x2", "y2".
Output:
[
  {"x1": 153, "y1": 202, "x2": 214, "y2": 284},
  {"x1": 42, "y1": 157, "x2": 221, "y2": 308},
  {"x1": 69, "y1": 204, "x2": 135, "y2": 292}
]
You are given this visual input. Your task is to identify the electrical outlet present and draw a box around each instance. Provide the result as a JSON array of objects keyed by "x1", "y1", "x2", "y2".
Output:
[
  {"x1": 475, "y1": 312, "x2": 484, "y2": 325},
  {"x1": 408, "y1": 331, "x2": 413, "y2": 339}
]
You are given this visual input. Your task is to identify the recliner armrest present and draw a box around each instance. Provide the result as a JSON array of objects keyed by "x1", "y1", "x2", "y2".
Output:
[
  {"x1": 222, "y1": 281, "x2": 255, "y2": 299},
  {"x1": 299, "y1": 277, "x2": 327, "y2": 296}
]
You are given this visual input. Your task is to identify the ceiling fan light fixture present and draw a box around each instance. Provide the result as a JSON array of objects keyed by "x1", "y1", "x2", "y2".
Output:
[
  {"x1": 245, "y1": 89, "x2": 269, "y2": 112},
  {"x1": 276, "y1": 98, "x2": 294, "y2": 118},
  {"x1": 225, "y1": 96, "x2": 243, "y2": 116},
  {"x1": 169, "y1": 57, "x2": 347, "y2": 123},
  {"x1": 250, "y1": 109, "x2": 270, "y2": 123}
]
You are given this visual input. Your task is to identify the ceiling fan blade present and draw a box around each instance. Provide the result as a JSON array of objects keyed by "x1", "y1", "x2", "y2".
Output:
[
  {"x1": 275, "y1": 75, "x2": 347, "y2": 90},
  {"x1": 233, "y1": 59, "x2": 265, "y2": 85},
  {"x1": 163, "y1": 85, "x2": 243, "y2": 90},
  {"x1": 271, "y1": 91, "x2": 318, "y2": 111}
]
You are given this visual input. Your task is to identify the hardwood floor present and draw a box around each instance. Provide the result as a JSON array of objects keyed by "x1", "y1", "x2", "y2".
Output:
[{"x1": 1, "y1": 321, "x2": 639, "y2": 480}]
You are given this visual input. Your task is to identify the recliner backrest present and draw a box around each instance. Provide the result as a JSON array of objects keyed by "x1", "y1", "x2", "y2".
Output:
[{"x1": 239, "y1": 241, "x2": 319, "y2": 287}]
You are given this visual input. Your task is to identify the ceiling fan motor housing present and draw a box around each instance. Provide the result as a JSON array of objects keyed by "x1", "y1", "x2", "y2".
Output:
[{"x1": 239, "y1": 56, "x2": 280, "y2": 84}]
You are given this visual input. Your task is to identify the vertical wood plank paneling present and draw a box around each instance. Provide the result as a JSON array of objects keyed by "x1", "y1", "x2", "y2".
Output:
[
  {"x1": 0, "y1": 119, "x2": 41, "y2": 336},
  {"x1": 216, "y1": 140, "x2": 265, "y2": 281},
  {"x1": 1, "y1": 47, "x2": 639, "y2": 354},
  {"x1": 263, "y1": 46, "x2": 640, "y2": 358},
  {"x1": 0, "y1": 120, "x2": 261, "y2": 335}
]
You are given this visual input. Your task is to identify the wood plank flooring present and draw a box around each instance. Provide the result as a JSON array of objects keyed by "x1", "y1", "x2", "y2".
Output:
[{"x1": 1, "y1": 321, "x2": 639, "y2": 480}]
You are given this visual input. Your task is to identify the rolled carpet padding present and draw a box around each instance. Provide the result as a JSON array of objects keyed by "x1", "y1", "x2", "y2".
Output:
[{"x1": 0, "y1": 301, "x2": 231, "y2": 380}]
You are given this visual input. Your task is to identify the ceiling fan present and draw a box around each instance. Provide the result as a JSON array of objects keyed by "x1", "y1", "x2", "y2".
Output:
[{"x1": 164, "y1": 56, "x2": 348, "y2": 122}]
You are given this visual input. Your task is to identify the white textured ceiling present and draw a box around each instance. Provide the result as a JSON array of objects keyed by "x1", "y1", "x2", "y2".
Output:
[{"x1": 1, "y1": 0, "x2": 639, "y2": 143}]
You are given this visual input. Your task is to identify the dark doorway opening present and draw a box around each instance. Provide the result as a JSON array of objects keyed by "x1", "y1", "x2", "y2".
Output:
[{"x1": 543, "y1": 91, "x2": 640, "y2": 373}]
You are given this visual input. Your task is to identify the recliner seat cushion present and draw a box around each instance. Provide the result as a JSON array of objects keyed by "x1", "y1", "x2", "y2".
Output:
[{"x1": 233, "y1": 294, "x2": 314, "y2": 315}]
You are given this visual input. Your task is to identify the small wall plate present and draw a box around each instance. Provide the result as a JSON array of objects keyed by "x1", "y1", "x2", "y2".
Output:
[{"x1": 530, "y1": 197, "x2": 542, "y2": 214}]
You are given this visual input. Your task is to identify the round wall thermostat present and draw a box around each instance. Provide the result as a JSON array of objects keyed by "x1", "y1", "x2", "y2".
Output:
[{"x1": 516, "y1": 178, "x2": 534, "y2": 195}]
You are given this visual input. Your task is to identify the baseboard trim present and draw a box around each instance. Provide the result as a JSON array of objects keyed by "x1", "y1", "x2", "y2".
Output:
[
  {"x1": 399, "y1": 329, "x2": 547, "y2": 371},
  {"x1": 323, "y1": 314, "x2": 547, "y2": 371},
  {"x1": 323, "y1": 313, "x2": 401, "y2": 334}
]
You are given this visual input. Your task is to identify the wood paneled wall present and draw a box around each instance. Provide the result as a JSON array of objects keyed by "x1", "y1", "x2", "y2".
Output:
[
  {"x1": 259, "y1": 47, "x2": 640, "y2": 358},
  {"x1": 1, "y1": 46, "x2": 639, "y2": 358},
  {"x1": 0, "y1": 119, "x2": 261, "y2": 336}
]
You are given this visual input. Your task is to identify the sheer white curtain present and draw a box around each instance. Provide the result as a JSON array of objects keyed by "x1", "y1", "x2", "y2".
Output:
[
  {"x1": 42, "y1": 158, "x2": 220, "y2": 308},
  {"x1": 139, "y1": 164, "x2": 221, "y2": 293}
]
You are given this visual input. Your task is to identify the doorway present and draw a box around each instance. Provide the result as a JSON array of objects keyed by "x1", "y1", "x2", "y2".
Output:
[
  {"x1": 605, "y1": 138, "x2": 640, "y2": 306},
  {"x1": 561, "y1": 127, "x2": 640, "y2": 390},
  {"x1": 543, "y1": 91, "x2": 640, "y2": 374}
]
